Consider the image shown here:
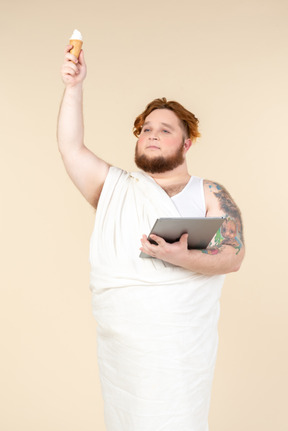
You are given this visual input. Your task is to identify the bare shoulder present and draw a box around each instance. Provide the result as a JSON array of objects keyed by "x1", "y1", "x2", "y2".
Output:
[
  {"x1": 203, "y1": 179, "x2": 230, "y2": 197},
  {"x1": 203, "y1": 180, "x2": 240, "y2": 216}
]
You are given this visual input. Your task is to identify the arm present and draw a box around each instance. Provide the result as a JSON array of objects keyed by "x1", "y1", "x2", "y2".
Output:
[
  {"x1": 57, "y1": 46, "x2": 110, "y2": 208},
  {"x1": 140, "y1": 181, "x2": 245, "y2": 275}
]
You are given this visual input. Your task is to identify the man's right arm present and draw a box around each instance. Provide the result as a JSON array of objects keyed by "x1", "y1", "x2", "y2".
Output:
[{"x1": 57, "y1": 46, "x2": 110, "y2": 208}]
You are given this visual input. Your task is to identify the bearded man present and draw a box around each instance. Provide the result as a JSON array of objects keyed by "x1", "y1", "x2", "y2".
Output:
[{"x1": 58, "y1": 45, "x2": 245, "y2": 431}]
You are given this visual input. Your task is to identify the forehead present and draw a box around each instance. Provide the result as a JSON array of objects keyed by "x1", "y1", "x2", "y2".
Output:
[{"x1": 144, "y1": 109, "x2": 181, "y2": 127}]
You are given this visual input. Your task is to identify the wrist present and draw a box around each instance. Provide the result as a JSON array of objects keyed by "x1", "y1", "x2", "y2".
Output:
[
  {"x1": 65, "y1": 81, "x2": 83, "y2": 91},
  {"x1": 63, "y1": 83, "x2": 83, "y2": 104}
]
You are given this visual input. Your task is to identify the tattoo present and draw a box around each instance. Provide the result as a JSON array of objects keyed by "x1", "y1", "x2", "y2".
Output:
[
  {"x1": 202, "y1": 247, "x2": 220, "y2": 255},
  {"x1": 203, "y1": 181, "x2": 244, "y2": 255},
  {"x1": 208, "y1": 182, "x2": 222, "y2": 192}
]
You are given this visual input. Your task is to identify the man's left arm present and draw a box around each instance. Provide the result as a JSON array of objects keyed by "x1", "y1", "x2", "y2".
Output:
[{"x1": 140, "y1": 181, "x2": 245, "y2": 275}]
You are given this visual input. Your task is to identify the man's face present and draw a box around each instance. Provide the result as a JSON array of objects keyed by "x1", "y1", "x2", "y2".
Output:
[{"x1": 135, "y1": 109, "x2": 190, "y2": 174}]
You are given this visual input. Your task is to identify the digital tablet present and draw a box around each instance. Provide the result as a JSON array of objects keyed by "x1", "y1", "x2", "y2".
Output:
[{"x1": 140, "y1": 217, "x2": 224, "y2": 258}]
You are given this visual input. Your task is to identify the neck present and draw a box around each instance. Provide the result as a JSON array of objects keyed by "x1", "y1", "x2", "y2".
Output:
[
  {"x1": 148, "y1": 163, "x2": 190, "y2": 186},
  {"x1": 150, "y1": 165, "x2": 191, "y2": 197}
]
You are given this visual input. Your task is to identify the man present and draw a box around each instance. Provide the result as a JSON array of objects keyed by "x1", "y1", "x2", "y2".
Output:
[{"x1": 58, "y1": 46, "x2": 245, "y2": 431}]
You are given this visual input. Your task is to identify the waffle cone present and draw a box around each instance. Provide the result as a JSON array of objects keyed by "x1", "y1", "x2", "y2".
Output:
[{"x1": 69, "y1": 39, "x2": 83, "y2": 59}]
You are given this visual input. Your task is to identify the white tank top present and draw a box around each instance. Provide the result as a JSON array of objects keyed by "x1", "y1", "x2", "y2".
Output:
[{"x1": 171, "y1": 176, "x2": 206, "y2": 217}]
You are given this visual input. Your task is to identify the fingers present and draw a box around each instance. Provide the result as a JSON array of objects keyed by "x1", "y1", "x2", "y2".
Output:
[
  {"x1": 78, "y1": 49, "x2": 85, "y2": 66},
  {"x1": 64, "y1": 45, "x2": 85, "y2": 65},
  {"x1": 61, "y1": 62, "x2": 79, "y2": 77},
  {"x1": 140, "y1": 236, "x2": 157, "y2": 257},
  {"x1": 65, "y1": 53, "x2": 78, "y2": 65},
  {"x1": 141, "y1": 234, "x2": 165, "y2": 246},
  {"x1": 63, "y1": 45, "x2": 86, "y2": 71},
  {"x1": 140, "y1": 232, "x2": 189, "y2": 263},
  {"x1": 140, "y1": 234, "x2": 165, "y2": 257},
  {"x1": 180, "y1": 233, "x2": 189, "y2": 245},
  {"x1": 64, "y1": 44, "x2": 73, "y2": 53},
  {"x1": 149, "y1": 234, "x2": 165, "y2": 245},
  {"x1": 61, "y1": 45, "x2": 80, "y2": 80},
  {"x1": 61, "y1": 44, "x2": 88, "y2": 86}
]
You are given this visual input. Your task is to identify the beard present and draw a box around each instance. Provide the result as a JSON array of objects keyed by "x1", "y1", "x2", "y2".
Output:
[{"x1": 134, "y1": 142, "x2": 185, "y2": 174}]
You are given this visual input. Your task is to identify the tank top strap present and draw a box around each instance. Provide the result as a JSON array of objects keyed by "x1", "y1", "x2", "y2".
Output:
[{"x1": 171, "y1": 176, "x2": 206, "y2": 217}]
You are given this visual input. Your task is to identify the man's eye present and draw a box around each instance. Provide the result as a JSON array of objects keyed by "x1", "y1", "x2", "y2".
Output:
[
  {"x1": 143, "y1": 128, "x2": 150, "y2": 132},
  {"x1": 163, "y1": 129, "x2": 170, "y2": 133}
]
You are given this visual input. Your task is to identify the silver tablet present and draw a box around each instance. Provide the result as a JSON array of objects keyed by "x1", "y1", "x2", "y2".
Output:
[{"x1": 140, "y1": 217, "x2": 224, "y2": 258}]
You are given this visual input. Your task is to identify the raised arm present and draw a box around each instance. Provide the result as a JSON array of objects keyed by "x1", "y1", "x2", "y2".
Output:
[
  {"x1": 57, "y1": 46, "x2": 110, "y2": 208},
  {"x1": 140, "y1": 180, "x2": 245, "y2": 275}
]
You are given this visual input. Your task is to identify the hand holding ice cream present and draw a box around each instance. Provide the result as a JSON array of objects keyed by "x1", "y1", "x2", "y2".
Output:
[{"x1": 60, "y1": 29, "x2": 87, "y2": 87}]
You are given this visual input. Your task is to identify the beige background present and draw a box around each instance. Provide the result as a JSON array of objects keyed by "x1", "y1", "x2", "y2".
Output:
[{"x1": 1, "y1": 0, "x2": 288, "y2": 430}]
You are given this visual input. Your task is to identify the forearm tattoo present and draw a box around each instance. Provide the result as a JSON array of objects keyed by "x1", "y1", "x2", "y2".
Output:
[{"x1": 202, "y1": 182, "x2": 244, "y2": 255}]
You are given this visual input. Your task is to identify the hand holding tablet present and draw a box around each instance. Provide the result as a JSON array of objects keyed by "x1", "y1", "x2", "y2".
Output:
[{"x1": 140, "y1": 217, "x2": 224, "y2": 258}]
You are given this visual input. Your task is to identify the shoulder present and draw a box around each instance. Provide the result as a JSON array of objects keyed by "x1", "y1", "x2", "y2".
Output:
[
  {"x1": 203, "y1": 179, "x2": 242, "y2": 220},
  {"x1": 203, "y1": 179, "x2": 226, "y2": 194},
  {"x1": 203, "y1": 180, "x2": 226, "y2": 213}
]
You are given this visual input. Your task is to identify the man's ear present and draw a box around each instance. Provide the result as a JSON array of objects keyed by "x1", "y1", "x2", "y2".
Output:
[{"x1": 183, "y1": 138, "x2": 192, "y2": 152}]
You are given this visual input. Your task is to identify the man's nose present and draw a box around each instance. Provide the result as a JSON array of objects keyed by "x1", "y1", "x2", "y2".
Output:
[{"x1": 149, "y1": 135, "x2": 159, "y2": 140}]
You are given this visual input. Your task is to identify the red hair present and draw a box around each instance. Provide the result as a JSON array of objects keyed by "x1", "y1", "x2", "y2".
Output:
[{"x1": 133, "y1": 97, "x2": 201, "y2": 141}]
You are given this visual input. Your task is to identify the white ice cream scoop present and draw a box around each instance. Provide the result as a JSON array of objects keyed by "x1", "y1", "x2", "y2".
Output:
[{"x1": 70, "y1": 29, "x2": 83, "y2": 41}]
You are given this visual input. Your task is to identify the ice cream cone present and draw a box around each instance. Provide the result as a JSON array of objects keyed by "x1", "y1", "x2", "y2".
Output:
[{"x1": 69, "y1": 39, "x2": 83, "y2": 59}]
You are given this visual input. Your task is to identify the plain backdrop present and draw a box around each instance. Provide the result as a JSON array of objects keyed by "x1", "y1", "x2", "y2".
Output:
[{"x1": 1, "y1": 0, "x2": 288, "y2": 430}]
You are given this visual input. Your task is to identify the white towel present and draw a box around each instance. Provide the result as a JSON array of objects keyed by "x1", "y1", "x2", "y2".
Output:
[{"x1": 89, "y1": 167, "x2": 225, "y2": 431}]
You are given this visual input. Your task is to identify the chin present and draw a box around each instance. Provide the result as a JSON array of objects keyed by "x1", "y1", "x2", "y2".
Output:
[{"x1": 134, "y1": 141, "x2": 185, "y2": 174}]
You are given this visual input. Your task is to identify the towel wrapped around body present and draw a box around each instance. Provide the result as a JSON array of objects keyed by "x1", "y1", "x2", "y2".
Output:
[{"x1": 89, "y1": 167, "x2": 225, "y2": 431}]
